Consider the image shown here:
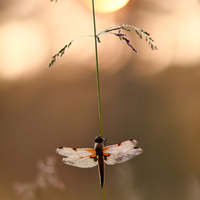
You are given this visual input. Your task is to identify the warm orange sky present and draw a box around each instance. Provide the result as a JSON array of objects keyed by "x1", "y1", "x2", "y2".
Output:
[
  {"x1": 1, "y1": 2, "x2": 200, "y2": 200},
  {"x1": 0, "y1": 0, "x2": 200, "y2": 79}
]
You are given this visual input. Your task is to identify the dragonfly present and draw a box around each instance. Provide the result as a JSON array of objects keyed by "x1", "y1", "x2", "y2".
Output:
[{"x1": 56, "y1": 135, "x2": 143, "y2": 188}]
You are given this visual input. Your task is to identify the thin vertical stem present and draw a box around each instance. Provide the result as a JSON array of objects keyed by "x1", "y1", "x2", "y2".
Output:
[
  {"x1": 92, "y1": 2, "x2": 105, "y2": 198},
  {"x1": 92, "y1": 0, "x2": 103, "y2": 137},
  {"x1": 102, "y1": 184, "x2": 105, "y2": 199}
]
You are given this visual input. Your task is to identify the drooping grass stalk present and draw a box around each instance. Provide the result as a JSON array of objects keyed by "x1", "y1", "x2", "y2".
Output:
[
  {"x1": 48, "y1": 25, "x2": 157, "y2": 67},
  {"x1": 92, "y1": 0, "x2": 103, "y2": 137}
]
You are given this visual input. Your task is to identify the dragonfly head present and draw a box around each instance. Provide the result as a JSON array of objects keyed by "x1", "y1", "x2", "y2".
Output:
[{"x1": 94, "y1": 135, "x2": 107, "y2": 144}]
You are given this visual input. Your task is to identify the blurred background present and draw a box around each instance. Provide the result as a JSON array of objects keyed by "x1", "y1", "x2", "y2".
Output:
[{"x1": 1, "y1": 0, "x2": 200, "y2": 200}]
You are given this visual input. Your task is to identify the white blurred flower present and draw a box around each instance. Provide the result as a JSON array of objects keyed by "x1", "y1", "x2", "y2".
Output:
[
  {"x1": 35, "y1": 156, "x2": 65, "y2": 190},
  {"x1": 37, "y1": 156, "x2": 56, "y2": 174},
  {"x1": 13, "y1": 182, "x2": 35, "y2": 200},
  {"x1": 14, "y1": 156, "x2": 65, "y2": 199}
]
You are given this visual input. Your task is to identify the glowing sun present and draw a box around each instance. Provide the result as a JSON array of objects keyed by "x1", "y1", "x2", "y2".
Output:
[{"x1": 82, "y1": 0, "x2": 130, "y2": 13}]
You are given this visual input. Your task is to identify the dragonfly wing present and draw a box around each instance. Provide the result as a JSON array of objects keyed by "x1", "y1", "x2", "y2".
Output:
[
  {"x1": 103, "y1": 139, "x2": 138, "y2": 153},
  {"x1": 62, "y1": 155, "x2": 98, "y2": 168},
  {"x1": 103, "y1": 139, "x2": 143, "y2": 165},
  {"x1": 56, "y1": 147, "x2": 98, "y2": 168},
  {"x1": 56, "y1": 147, "x2": 94, "y2": 157},
  {"x1": 104, "y1": 147, "x2": 143, "y2": 165}
]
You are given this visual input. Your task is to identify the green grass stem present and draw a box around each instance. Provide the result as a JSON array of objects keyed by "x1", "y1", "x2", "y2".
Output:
[
  {"x1": 91, "y1": 1, "x2": 105, "y2": 199},
  {"x1": 92, "y1": 0, "x2": 103, "y2": 137}
]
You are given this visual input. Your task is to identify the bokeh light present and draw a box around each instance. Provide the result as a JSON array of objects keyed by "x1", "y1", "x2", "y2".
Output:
[
  {"x1": 0, "y1": 21, "x2": 48, "y2": 79},
  {"x1": 1, "y1": 1, "x2": 200, "y2": 200},
  {"x1": 81, "y1": 0, "x2": 130, "y2": 13}
]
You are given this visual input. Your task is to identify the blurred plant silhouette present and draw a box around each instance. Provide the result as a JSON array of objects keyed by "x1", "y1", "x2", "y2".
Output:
[{"x1": 13, "y1": 156, "x2": 65, "y2": 200}]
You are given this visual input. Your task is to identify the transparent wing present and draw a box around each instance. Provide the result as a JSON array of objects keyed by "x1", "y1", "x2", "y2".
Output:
[
  {"x1": 103, "y1": 139, "x2": 138, "y2": 153},
  {"x1": 103, "y1": 139, "x2": 143, "y2": 165},
  {"x1": 56, "y1": 147, "x2": 98, "y2": 168},
  {"x1": 56, "y1": 147, "x2": 95, "y2": 157}
]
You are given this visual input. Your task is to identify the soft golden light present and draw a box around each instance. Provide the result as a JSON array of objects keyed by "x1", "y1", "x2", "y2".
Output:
[{"x1": 81, "y1": 0, "x2": 130, "y2": 13}]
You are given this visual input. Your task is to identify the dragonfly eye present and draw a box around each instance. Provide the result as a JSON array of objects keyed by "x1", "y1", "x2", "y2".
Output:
[{"x1": 94, "y1": 135, "x2": 107, "y2": 143}]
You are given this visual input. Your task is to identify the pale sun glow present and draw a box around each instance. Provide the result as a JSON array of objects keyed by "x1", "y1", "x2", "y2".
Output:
[
  {"x1": 81, "y1": 0, "x2": 130, "y2": 13},
  {"x1": 0, "y1": 21, "x2": 48, "y2": 79}
]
